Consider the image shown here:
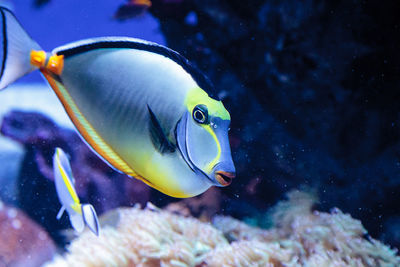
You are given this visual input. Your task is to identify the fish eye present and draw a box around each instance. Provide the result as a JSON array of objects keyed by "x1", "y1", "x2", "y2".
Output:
[{"x1": 192, "y1": 104, "x2": 208, "y2": 124}]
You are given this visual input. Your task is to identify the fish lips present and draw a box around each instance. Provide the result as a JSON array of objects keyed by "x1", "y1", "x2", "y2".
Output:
[
  {"x1": 202, "y1": 155, "x2": 236, "y2": 187},
  {"x1": 214, "y1": 170, "x2": 235, "y2": 187}
]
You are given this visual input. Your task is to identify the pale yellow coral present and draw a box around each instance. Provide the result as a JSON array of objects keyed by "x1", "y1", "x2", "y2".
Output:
[
  {"x1": 44, "y1": 204, "x2": 227, "y2": 267},
  {"x1": 210, "y1": 191, "x2": 400, "y2": 267},
  {"x1": 212, "y1": 215, "x2": 276, "y2": 242},
  {"x1": 202, "y1": 240, "x2": 295, "y2": 267},
  {"x1": 44, "y1": 191, "x2": 400, "y2": 267}
]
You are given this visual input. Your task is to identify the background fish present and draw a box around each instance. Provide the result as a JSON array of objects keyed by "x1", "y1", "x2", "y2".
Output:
[
  {"x1": 0, "y1": 6, "x2": 235, "y2": 198},
  {"x1": 53, "y1": 148, "x2": 100, "y2": 236},
  {"x1": 114, "y1": 0, "x2": 152, "y2": 20}
]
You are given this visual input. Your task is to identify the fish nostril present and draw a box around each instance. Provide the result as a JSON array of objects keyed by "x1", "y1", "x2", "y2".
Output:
[{"x1": 215, "y1": 171, "x2": 235, "y2": 186}]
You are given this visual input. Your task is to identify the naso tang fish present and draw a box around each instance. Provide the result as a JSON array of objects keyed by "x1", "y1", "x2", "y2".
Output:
[
  {"x1": 0, "y1": 7, "x2": 235, "y2": 198},
  {"x1": 53, "y1": 147, "x2": 100, "y2": 236},
  {"x1": 114, "y1": 0, "x2": 152, "y2": 20}
]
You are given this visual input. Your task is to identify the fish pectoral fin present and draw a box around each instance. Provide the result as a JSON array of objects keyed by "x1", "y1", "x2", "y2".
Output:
[
  {"x1": 147, "y1": 104, "x2": 175, "y2": 154},
  {"x1": 56, "y1": 206, "x2": 66, "y2": 220},
  {"x1": 82, "y1": 204, "x2": 100, "y2": 236}
]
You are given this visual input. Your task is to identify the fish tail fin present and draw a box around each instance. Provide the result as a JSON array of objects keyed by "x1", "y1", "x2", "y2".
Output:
[
  {"x1": 0, "y1": 6, "x2": 41, "y2": 90},
  {"x1": 69, "y1": 208, "x2": 85, "y2": 233},
  {"x1": 82, "y1": 204, "x2": 100, "y2": 236}
]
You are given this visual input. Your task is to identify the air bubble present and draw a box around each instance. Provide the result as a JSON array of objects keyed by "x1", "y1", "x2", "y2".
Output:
[
  {"x1": 7, "y1": 208, "x2": 17, "y2": 218},
  {"x1": 12, "y1": 219, "x2": 21, "y2": 229}
]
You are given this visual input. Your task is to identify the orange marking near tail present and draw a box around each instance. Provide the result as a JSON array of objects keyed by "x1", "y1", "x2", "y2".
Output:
[
  {"x1": 132, "y1": 0, "x2": 152, "y2": 7},
  {"x1": 47, "y1": 54, "x2": 64, "y2": 75},
  {"x1": 30, "y1": 50, "x2": 64, "y2": 75},
  {"x1": 30, "y1": 50, "x2": 46, "y2": 68}
]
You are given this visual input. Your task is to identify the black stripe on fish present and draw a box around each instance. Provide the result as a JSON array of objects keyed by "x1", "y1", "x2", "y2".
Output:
[
  {"x1": 147, "y1": 104, "x2": 175, "y2": 154},
  {"x1": 56, "y1": 39, "x2": 219, "y2": 100},
  {"x1": 0, "y1": 8, "x2": 8, "y2": 83}
]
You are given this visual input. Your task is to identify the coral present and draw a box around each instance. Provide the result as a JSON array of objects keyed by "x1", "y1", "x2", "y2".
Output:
[
  {"x1": 45, "y1": 203, "x2": 227, "y2": 267},
  {"x1": 164, "y1": 187, "x2": 222, "y2": 221},
  {"x1": 201, "y1": 241, "x2": 294, "y2": 267},
  {"x1": 44, "y1": 191, "x2": 399, "y2": 267},
  {"x1": 209, "y1": 191, "x2": 400, "y2": 267},
  {"x1": 0, "y1": 201, "x2": 56, "y2": 266}
]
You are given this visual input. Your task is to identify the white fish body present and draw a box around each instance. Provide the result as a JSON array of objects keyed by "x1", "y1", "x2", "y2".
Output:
[{"x1": 0, "y1": 7, "x2": 236, "y2": 198}]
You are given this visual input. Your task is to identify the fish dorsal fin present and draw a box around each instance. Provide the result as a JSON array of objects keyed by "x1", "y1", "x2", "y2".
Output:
[
  {"x1": 53, "y1": 37, "x2": 219, "y2": 100},
  {"x1": 55, "y1": 147, "x2": 75, "y2": 184},
  {"x1": 147, "y1": 105, "x2": 175, "y2": 154},
  {"x1": 53, "y1": 147, "x2": 80, "y2": 205}
]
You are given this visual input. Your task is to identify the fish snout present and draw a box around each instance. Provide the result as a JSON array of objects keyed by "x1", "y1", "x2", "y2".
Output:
[
  {"x1": 214, "y1": 170, "x2": 235, "y2": 187},
  {"x1": 212, "y1": 155, "x2": 236, "y2": 187}
]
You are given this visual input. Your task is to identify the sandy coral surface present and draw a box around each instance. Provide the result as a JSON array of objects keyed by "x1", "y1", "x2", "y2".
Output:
[{"x1": 44, "y1": 191, "x2": 399, "y2": 267}]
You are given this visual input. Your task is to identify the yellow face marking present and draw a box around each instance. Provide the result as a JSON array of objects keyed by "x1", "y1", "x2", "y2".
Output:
[
  {"x1": 203, "y1": 124, "x2": 221, "y2": 173},
  {"x1": 185, "y1": 88, "x2": 230, "y2": 120},
  {"x1": 184, "y1": 87, "x2": 228, "y2": 173},
  {"x1": 56, "y1": 151, "x2": 81, "y2": 214}
]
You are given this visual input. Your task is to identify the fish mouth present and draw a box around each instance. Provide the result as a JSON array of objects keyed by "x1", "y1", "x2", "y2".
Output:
[{"x1": 215, "y1": 171, "x2": 235, "y2": 186}]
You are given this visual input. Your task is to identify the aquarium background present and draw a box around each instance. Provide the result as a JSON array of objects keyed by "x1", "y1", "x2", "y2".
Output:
[{"x1": 0, "y1": 0, "x2": 399, "y2": 266}]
